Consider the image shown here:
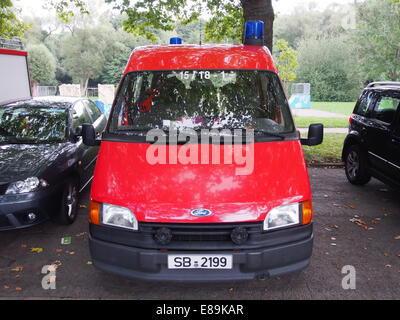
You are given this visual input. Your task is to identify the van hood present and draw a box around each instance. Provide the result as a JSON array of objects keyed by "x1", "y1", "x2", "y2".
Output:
[{"x1": 91, "y1": 141, "x2": 311, "y2": 224}]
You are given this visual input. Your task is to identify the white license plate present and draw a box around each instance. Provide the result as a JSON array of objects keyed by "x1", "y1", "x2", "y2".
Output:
[{"x1": 168, "y1": 255, "x2": 233, "y2": 269}]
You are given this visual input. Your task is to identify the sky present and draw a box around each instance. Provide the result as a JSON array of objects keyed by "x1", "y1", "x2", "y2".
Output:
[{"x1": 14, "y1": 0, "x2": 358, "y2": 18}]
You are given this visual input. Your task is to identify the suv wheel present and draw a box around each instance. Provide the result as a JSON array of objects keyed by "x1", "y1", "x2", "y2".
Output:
[
  {"x1": 345, "y1": 145, "x2": 371, "y2": 185},
  {"x1": 56, "y1": 179, "x2": 79, "y2": 225}
]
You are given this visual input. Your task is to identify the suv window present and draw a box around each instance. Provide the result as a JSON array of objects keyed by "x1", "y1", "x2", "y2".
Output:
[
  {"x1": 372, "y1": 95, "x2": 399, "y2": 124},
  {"x1": 355, "y1": 91, "x2": 375, "y2": 116},
  {"x1": 85, "y1": 100, "x2": 102, "y2": 122},
  {"x1": 72, "y1": 101, "x2": 92, "y2": 130}
]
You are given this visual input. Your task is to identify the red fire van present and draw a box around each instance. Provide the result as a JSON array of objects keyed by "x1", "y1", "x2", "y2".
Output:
[{"x1": 83, "y1": 21, "x2": 323, "y2": 281}]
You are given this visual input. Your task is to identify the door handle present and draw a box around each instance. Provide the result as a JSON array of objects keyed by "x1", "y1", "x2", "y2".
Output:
[{"x1": 392, "y1": 138, "x2": 400, "y2": 145}]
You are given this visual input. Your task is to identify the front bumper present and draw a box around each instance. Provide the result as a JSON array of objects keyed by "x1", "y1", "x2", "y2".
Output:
[
  {"x1": 0, "y1": 187, "x2": 62, "y2": 231},
  {"x1": 89, "y1": 223, "x2": 314, "y2": 282}
]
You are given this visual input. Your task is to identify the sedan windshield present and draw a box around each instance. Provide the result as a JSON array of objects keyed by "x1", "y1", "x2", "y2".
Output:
[
  {"x1": 109, "y1": 70, "x2": 294, "y2": 136},
  {"x1": 0, "y1": 106, "x2": 68, "y2": 144}
]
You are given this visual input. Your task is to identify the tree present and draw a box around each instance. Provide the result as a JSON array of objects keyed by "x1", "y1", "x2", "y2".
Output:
[
  {"x1": 27, "y1": 44, "x2": 56, "y2": 85},
  {"x1": 296, "y1": 36, "x2": 360, "y2": 102},
  {"x1": 0, "y1": 0, "x2": 28, "y2": 38},
  {"x1": 60, "y1": 25, "x2": 108, "y2": 95},
  {"x1": 105, "y1": 0, "x2": 275, "y2": 51},
  {"x1": 274, "y1": 39, "x2": 299, "y2": 89},
  {"x1": 355, "y1": 0, "x2": 400, "y2": 82}
]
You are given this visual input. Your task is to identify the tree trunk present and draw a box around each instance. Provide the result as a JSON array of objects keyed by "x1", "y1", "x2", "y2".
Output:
[{"x1": 241, "y1": 0, "x2": 275, "y2": 52}]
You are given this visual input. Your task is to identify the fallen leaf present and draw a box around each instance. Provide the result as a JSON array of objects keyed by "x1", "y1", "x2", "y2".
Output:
[
  {"x1": 30, "y1": 248, "x2": 43, "y2": 253},
  {"x1": 15, "y1": 287, "x2": 22, "y2": 291},
  {"x1": 11, "y1": 266, "x2": 23, "y2": 272},
  {"x1": 61, "y1": 237, "x2": 72, "y2": 245}
]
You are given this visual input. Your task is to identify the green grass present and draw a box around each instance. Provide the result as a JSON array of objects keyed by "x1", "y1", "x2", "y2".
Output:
[
  {"x1": 310, "y1": 101, "x2": 356, "y2": 116},
  {"x1": 302, "y1": 133, "x2": 346, "y2": 164},
  {"x1": 294, "y1": 116, "x2": 349, "y2": 128}
]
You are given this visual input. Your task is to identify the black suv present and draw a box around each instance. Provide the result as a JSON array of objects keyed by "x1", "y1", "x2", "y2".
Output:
[{"x1": 342, "y1": 82, "x2": 400, "y2": 188}]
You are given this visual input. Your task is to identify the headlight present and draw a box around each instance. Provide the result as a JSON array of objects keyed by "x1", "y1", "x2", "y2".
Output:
[
  {"x1": 264, "y1": 203, "x2": 300, "y2": 231},
  {"x1": 5, "y1": 177, "x2": 47, "y2": 195},
  {"x1": 102, "y1": 203, "x2": 138, "y2": 230}
]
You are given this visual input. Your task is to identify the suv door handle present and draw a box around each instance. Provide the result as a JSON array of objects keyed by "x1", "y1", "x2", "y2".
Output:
[{"x1": 392, "y1": 138, "x2": 400, "y2": 145}]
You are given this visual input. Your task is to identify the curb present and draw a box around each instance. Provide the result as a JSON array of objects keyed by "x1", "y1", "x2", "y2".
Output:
[{"x1": 307, "y1": 163, "x2": 345, "y2": 168}]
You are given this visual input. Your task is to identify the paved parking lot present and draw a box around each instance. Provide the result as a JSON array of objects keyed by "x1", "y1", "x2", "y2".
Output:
[{"x1": 0, "y1": 168, "x2": 399, "y2": 300}]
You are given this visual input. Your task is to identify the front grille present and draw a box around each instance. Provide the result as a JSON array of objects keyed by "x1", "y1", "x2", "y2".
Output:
[{"x1": 141, "y1": 222, "x2": 263, "y2": 244}]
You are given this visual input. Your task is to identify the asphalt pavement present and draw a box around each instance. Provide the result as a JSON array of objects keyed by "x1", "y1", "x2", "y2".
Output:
[{"x1": 0, "y1": 168, "x2": 399, "y2": 300}]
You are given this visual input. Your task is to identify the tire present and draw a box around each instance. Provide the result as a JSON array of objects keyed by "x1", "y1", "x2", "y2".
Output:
[
  {"x1": 344, "y1": 145, "x2": 371, "y2": 186},
  {"x1": 56, "y1": 178, "x2": 79, "y2": 225}
]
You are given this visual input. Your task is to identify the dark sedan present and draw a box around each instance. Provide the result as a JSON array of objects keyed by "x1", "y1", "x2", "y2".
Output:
[{"x1": 0, "y1": 96, "x2": 107, "y2": 230}]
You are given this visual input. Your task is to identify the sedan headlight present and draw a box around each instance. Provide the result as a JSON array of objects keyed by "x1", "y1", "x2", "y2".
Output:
[
  {"x1": 5, "y1": 177, "x2": 48, "y2": 195},
  {"x1": 264, "y1": 203, "x2": 300, "y2": 231},
  {"x1": 102, "y1": 203, "x2": 138, "y2": 230}
]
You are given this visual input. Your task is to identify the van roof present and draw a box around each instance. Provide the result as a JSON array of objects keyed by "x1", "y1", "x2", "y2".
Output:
[{"x1": 124, "y1": 44, "x2": 277, "y2": 74}]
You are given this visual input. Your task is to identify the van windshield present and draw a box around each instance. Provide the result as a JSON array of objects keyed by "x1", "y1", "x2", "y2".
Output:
[{"x1": 109, "y1": 70, "x2": 294, "y2": 136}]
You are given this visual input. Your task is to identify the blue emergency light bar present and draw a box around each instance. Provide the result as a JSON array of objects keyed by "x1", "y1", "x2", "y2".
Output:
[
  {"x1": 244, "y1": 21, "x2": 264, "y2": 46},
  {"x1": 170, "y1": 37, "x2": 182, "y2": 45}
]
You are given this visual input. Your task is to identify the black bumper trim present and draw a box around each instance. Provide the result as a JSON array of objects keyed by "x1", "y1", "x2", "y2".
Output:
[{"x1": 89, "y1": 225, "x2": 313, "y2": 282}]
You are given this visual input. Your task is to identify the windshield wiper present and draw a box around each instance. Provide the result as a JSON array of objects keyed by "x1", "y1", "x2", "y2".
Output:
[{"x1": 252, "y1": 130, "x2": 286, "y2": 140}]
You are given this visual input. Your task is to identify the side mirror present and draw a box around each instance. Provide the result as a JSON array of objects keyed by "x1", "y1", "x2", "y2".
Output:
[
  {"x1": 82, "y1": 123, "x2": 101, "y2": 146},
  {"x1": 301, "y1": 123, "x2": 324, "y2": 146}
]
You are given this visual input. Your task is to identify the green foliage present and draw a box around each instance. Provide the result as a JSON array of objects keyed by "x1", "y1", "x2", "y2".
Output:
[
  {"x1": 46, "y1": 0, "x2": 89, "y2": 23},
  {"x1": 296, "y1": 36, "x2": 360, "y2": 102},
  {"x1": 104, "y1": 0, "x2": 201, "y2": 41},
  {"x1": 0, "y1": 0, "x2": 28, "y2": 38},
  {"x1": 204, "y1": 1, "x2": 243, "y2": 43},
  {"x1": 101, "y1": 42, "x2": 131, "y2": 85},
  {"x1": 60, "y1": 25, "x2": 109, "y2": 92},
  {"x1": 27, "y1": 44, "x2": 56, "y2": 85},
  {"x1": 274, "y1": 39, "x2": 299, "y2": 87},
  {"x1": 354, "y1": 0, "x2": 400, "y2": 81}
]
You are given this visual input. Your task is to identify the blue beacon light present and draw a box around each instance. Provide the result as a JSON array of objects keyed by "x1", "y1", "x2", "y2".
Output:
[
  {"x1": 170, "y1": 37, "x2": 182, "y2": 45},
  {"x1": 244, "y1": 21, "x2": 264, "y2": 46}
]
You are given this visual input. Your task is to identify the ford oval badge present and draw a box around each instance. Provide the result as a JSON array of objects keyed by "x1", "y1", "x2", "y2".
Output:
[{"x1": 191, "y1": 209, "x2": 212, "y2": 217}]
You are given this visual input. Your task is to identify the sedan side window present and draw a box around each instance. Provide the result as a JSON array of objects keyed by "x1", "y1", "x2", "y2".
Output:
[
  {"x1": 372, "y1": 96, "x2": 400, "y2": 124},
  {"x1": 73, "y1": 101, "x2": 92, "y2": 130},
  {"x1": 85, "y1": 100, "x2": 103, "y2": 123}
]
